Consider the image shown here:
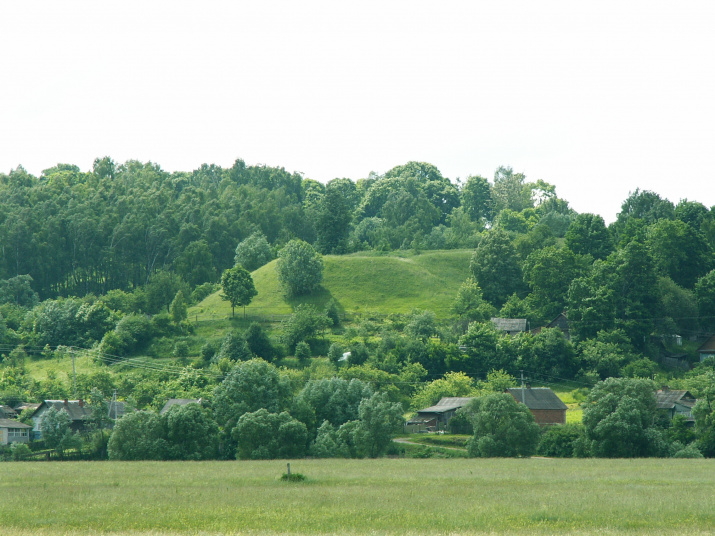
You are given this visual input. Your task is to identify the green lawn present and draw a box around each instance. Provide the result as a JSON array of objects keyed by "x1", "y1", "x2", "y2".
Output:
[
  {"x1": 190, "y1": 249, "x2": 473, "y2": 325},
  {"x1": 0, "y1": 458, "x2": 713, "y2": 535}
]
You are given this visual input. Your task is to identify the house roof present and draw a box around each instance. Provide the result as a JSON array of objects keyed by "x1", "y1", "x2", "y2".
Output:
[
  {"x1": 0, "y1": 419, "x2": 31, "y2": 429},
  {"x1": 507, "y1": 388, "x2": 568, "y2": 410},
  {"x1": 32, "y1": 400, "x2": 93, "y2": 421},
  {"x1": 417, "y1": 397, "x2": 475, "y2": 414},
  {"x1": 14, "y1": 403, "x2": 40, "y2": 413},
  {"x1": 160, "y1": 398, "x2": 202, "y2": 415},
  {"x1": 697, "y1": 335, "x2": 715, "y2": 353},
  {"x1": 656, "y1": 390, "x2": 696, "y2": 410},
  {"x1": 0, "y1": 405, "x2": 18, "y2": 419},
  {"x1": 491, "y1": 318, "x2": 528, "y2": 332}
]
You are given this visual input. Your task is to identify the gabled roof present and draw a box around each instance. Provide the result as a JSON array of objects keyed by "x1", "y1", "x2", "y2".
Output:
[
  {"x1": 656, "y1": 390, "x2": 696, "y2": 410},
  {"x1": 491, "y1": 318, "x2": 528, "y2": 332},
  {"x1": 697, "y1": 335, "x2": 715, "y2": 353},
  {"x1": 0, "y1": 419, "x2": 31, "y2": 429},
  {"x1": 160, "y1": 398, "x2": 202, "y2": 415},
  {"x1": 0, "y1": 405, "x2": 18, "y2": 419},
  {"x1": 507, "y1": 388, "x2": 567, "y2": 410},
  {"x1": 417, "y1": 397, "x2": 475, "y2": 414},
  {"x1": 31, "y1": 400, "x2": 92, "y2": 422}
]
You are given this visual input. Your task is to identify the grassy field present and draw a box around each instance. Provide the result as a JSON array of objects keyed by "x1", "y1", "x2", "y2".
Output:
[
  {"x1": 0, "y1": 458, "x2": 713, "y2": 535},
  {"x1": 191, "y1": 249, "x2": 473, "y2": 325}
]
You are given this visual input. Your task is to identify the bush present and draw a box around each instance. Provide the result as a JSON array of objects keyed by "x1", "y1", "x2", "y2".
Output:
[
  {"x1": 276, "y1": 239, "x2": 323, "y2": 297},
  {"x1": 295, "y1": 341, "x2": 311, "y2": 362},
  {"x1": 537, "y1": 424, "x2": 584, "y2": 458}
]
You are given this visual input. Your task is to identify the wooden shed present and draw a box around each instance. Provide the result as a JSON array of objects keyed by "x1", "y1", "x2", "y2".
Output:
[{"x1": 507, "y1": 387, "x2": 567, "y2": 425}]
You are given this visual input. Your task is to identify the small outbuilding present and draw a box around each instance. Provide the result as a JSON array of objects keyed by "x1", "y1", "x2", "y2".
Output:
[
  {"x1": 507, "y1": 387, "x2": 567, "y2": 425},
  {"x1": 697, "y1": 335, "x2": 715, "y2": 362},
  {"x1": 0, "y1": 419, "x2": 31, "y2": 445},
  {"x1": 406, "y1": 397, "x2": 475, "y2": 432},
  {"x1": 656, "y1": 389, "x2": 697, "y2": 423},
  {"x1": 491, "y1": 318, "x2": 528, "y2": 336}
]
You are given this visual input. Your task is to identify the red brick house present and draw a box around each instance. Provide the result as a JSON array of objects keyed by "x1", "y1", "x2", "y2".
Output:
[{"x1": 507, "y1": 387, "x2": 567, "y2": 425}]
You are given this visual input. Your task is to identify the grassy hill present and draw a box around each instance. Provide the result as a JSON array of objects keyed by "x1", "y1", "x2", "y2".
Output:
[{"x1": 191, "y1": 249, "x2": 474, "y2": 325}]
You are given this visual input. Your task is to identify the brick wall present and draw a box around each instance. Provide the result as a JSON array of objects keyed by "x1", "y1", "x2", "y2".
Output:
[{"x1": 530, "y1": 409, "x2": 566, "y2": 425}]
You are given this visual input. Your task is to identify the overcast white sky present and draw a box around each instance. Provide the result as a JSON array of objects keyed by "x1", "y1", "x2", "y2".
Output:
[{"x1": 1, "y1": 1, "x2": 714, "y2": 222}]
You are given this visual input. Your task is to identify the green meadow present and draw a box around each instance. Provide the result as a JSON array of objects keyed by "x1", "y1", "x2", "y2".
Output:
[
  {"x1": 192, "y1": 249, "x2": 474, "y2": 324},
  {"x1": 1, "y1": 458, "x2": 713, "y2": 535}
]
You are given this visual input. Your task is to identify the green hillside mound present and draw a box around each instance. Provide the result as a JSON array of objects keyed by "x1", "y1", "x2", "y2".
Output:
[{"x1": 192, "y1": 250, "x2": 473, "y2": 322}]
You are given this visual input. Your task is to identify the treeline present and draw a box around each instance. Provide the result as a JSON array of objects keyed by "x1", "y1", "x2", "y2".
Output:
[{"x1": 1, "y1": 159, "x2": 578, "y2": 299}]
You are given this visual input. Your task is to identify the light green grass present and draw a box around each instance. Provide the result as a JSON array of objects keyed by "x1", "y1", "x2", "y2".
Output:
[
  {"x1": 24, "y1": 352, "x2": 104, "y2": 382},
  {"x1": 0, "y1": 458, "x2": 712, "y2": 535},
  {"x1": 190, "y1": 249, "x2": 473, "y2": 325}
]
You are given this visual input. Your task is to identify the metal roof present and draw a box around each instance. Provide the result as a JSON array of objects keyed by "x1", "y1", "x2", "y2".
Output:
[
  {"x1": 491, "y1": 318, "x2": 528, "y2": 332},
  {"x1": 507, "y1": 388, "x2": 568, "y2": 410},
  {"x1": 417, "y1": 397, "x2": 475, "y2": 414},
  {"x1": 160, "y1": 398, "x2": 202, "y2": 415},
  {"x1": 656, "y1": 390, "x2": 696, "y2": 410},
  {"x1": 697, "y1": 335, "x2": 715, "y2": 353},
  {"x1": 0, "y1": 419, "x2": 31, "y2": 429}
]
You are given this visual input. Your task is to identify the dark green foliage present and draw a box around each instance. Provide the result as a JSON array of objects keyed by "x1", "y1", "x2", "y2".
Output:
[
  {"x1": 582, "y1": 377, "x2": 662, "y2": 458},
  {"x1": 169, "y1": 291, "x2": 188, "y2": 324},
  {"x1": 145, "y1": 271, "x2": 190, "y2": 314},
  {"x1": 564, "y1": 213, "x2": 612, "y2": 260},
  {"x1": 351, "y1": 392, "x2": 404, "y2": 458},
  {"x1": 244, "y1": 322, "x2": 275, "y2": 361},
  {"x1": 695, "y1": 270, "x2": 715, "y2": 331},
  {"x1": 470, "y1": 228, "x2": 523, "y2": 308},
  {"x1": 327, "y1": 342, "x2": 343, "y2": 366},
  {"x1": 461, "y1": 175, "x2": 493, "y2": 222},
  {"x1": 220, "y1": 265, "x2": 257, "y2": 318},
  {"x1": 0, "y1": 275, "x2": 39, "y2": 308},
  {"x1": 281, "y1": 304, "x2": 329, "y2": 352},
  {"x1": 524, "y1": 328, "x2": 577, "y2": 379},
  {"x1": 174, "y1": 240, "x2": 215, "y2": 287},
  {"x1": 99, "y1": 313, "x2": 153, "y2": 359},
  {"x1": 324, "y1": 299, "x2": 341, "y2": 327},
  {"x1": 295, "y1": 341, "x2": 311, "y2": 362},
  {"x1": 404, "y1": 310, "x2": 438, "y2": 342},
  {"x1": 577, "y1": 329, "x2": 639, "y2": 379},
  {"x1": 234, "y1": 232, "x2": 273, "y2": 272},
  {"x1": 295, "y1": 377, "x2": 374, "y2": 434},
  {"x1": 316, "y1": 179, "x2": 355, "y2": 254},
  {"x1": 212, "y1": 359, "x2": 291, "y2": 430},
  {"x1": 537, "y1": 423, "x2": 584, "y2": 457},
  {"x1": 276, "y1": 240, "x2": 323, "y2": 297},
  {"x1": 215, "y1": 331, "x2": 252, "y2": 363},
  {"x1": 164, "y1": 403, "x2": 219, "y2": 460},
  {"x1": 612, "y1": 188, "x2": 674, "y2": 243},
  {"x1": 309, "y1": 420, "x2": 350, "y2": 458},
  {"x1": 463, "y1": 393, "x2": 540, "y2": 457},
  {"x1": 108, "y1": 411, "x2": 168, "y2": 460},
  {"x1": 451, "y1": 277, "x2": 496, "y2": 323},
  {"x1": 232, "y1": 409, "x2": 308, "y2": 460},
  {"x1": 447, "y1": 410, "x2": 473, "y2": 434},
  {"x1": 523, "y1": 246, "x2": 584, "y2": 322},
  {"x1": 647, "y1": 219, "x2": 713, "y2": 289}
]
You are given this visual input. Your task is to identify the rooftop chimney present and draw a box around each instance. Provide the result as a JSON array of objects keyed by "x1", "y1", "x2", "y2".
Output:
[
  {"x1": 63, "y1": 399, "x2": 69, "y2": 405},
  {"x1": 78, "y1": 399, "x2": 84, "y2": 407}
]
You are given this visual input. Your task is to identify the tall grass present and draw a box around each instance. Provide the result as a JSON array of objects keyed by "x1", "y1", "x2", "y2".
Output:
[{"x1": 0, "y1": 458, "x2": 712, "y2": 535}]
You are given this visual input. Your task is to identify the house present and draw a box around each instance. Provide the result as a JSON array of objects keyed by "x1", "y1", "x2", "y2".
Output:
[
  {"x1": 656, "y1": 389, "x2": 697, "y2": 423},
  {"x1": 30, "y1": 399, "x2": 127, "y2": 439},
  {"x1": 0, "y1": 419, "x2": 31, "y2": 445},
  {"x1": 491, "y1": 318, "x2": 528, "y2": 336},
  {"x1": 406, "y1": 397, "x2": 475, "y2": 432},
  {"x1": 532, "y1": 313, "x2": 570, "y2": 340},
  {"x1": 159, "y1": 398, "x2": 202, "y2": 415},
  {"x1": 0, "y1": 405, "x2": 18, "y2": 419},
  {"x1": 697, "y1": 335, "x2": 715, "y2": 362},
  {"x1": 507, "y1": 387, "x2": 567, "y2": 425}
]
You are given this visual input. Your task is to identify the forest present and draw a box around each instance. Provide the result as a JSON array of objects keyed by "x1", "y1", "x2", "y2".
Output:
[{"x1": 1, "y1": 157, "x2": 714, "y2": 461}]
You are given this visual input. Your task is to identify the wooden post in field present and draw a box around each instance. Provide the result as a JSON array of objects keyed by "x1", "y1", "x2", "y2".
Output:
[{"x1": 287, "y1": 463, "x2": 291, "y2": 476}]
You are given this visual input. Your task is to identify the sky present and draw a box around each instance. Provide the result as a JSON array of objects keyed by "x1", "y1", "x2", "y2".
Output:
[{"x1": 1, "y1": 1, "x2": 714, "y2": 223}]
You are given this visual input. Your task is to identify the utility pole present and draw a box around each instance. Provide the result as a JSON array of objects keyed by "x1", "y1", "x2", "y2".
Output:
[
  {"x1": 108, "y1": 389, "x2": 118, "y2": 419},
  {"x1": 71, "y1": 348, "x2": 77, "y2": 399},
  {"x1": 520, "y1": 370, "x2": 525, "y2": 404}
]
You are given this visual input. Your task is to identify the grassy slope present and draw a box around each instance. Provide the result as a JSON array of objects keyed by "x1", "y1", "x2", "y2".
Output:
[
  {"x1": 191, "y1": 249, "x2": 473, "y2": 324},
  {"x1": 0, "y1": 458, "x2": 713, "y2": 535}
]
